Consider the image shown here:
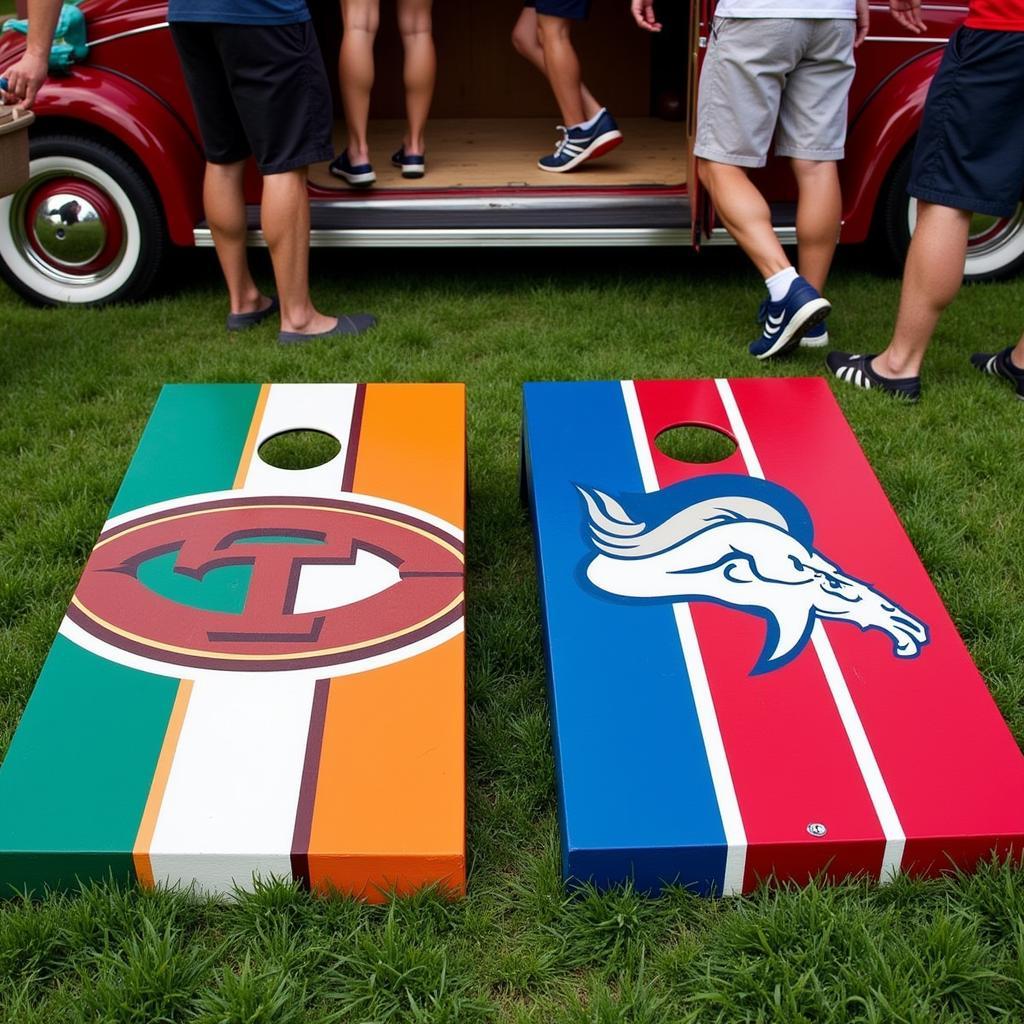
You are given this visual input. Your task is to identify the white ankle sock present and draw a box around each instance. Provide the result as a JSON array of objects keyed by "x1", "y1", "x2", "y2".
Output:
[
  {"x1": 765, "y1": 267, "x2": 799, "y2": 302},
  {"x1": 573, "y1": 107, "x2": 606, "y2": 132}
]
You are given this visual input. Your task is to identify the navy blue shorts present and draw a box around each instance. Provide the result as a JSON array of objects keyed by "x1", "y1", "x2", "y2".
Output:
[
  {"x1": 909, "y1": 27, "x2": 1024, "y2": 218},
  {"x1": 523, "y1": 0, "x2": 591, "y2": 20},
  {"x1": 171, "y1": 21, "x2": 334, "y2": 175}
]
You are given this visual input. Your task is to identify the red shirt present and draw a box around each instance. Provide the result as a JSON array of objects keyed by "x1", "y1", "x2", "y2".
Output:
[{"x1": 967, "y1": 0, "x2": 1024, "y2": 31}]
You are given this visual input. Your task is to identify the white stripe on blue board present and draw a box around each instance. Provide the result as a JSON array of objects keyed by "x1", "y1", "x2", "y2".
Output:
[
  {"x1": 621, "y1": 379, "x2": 748, "y2": 896},
  {"x1": 714, "y1": 378, "x2": 906, "y2": 882}
]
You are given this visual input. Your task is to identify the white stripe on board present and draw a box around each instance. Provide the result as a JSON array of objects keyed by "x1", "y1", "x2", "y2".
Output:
[
  {"x1": 242, "y1": 383, "x2": 358, "y2": 494},
  {"x1": 147, "y1": 674, "x2": 316, "y2": 894},
  {"x1": 714, "y1": 378, "x2": 906, "y2": 882},
  {"x1": 621, "y1": 379, "x2": 748, "y2": 895},
  {"x1": 146, "y1": 383, "x2": 363, "y2": 893}
]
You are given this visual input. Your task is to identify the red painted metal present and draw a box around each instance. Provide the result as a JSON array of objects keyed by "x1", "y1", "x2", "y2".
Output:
[
  {"x1": 32, "y1": 68, "x2": 203, "y2": 246},
  {"x1": 0, "y1": 0, "x2": 971, "y2": 251}
]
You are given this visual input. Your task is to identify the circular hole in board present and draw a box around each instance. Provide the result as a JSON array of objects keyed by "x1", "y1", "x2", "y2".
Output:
[
  {"x1": 258, "y1": 429, "x2": 341, "y2": 471},
  {"x1": 654, "y1": 425, "x2": 737, "y2": 465}
]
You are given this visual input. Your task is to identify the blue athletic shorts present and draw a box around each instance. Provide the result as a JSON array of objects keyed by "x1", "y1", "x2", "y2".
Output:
[
  {"x1": 523, "y1": 0, "x2": 591, "y2": 20},
  {"x1": 909, "y1": 26, "x2": 1024, "y2": 218}
]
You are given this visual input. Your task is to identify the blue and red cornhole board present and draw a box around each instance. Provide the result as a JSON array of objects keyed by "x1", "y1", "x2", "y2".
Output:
[{"x1": 522, "y1": 378, "x2": 1024, "y2": 895}]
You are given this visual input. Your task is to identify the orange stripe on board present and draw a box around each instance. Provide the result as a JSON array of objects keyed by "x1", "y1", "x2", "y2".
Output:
[
  {"x1": 232, "y1": 383, "x2": 271, "y2": 489},
  {"x1": 352, "y1": 384, "x2": 466, "y2": 529},
  {"x1": 132, "y1": 679, "x2": 194, "y2": 888},
  {"x1": 306, "y1": 633, "x2": 465, "y2": 900}
]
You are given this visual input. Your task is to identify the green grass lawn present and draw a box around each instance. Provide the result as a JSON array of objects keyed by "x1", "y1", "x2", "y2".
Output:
[{"x1": 1, "y1": 248, "x2": 1023, "y2": 1023}]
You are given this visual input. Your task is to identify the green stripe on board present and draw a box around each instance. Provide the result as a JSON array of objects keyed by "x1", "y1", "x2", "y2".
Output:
[
  {"x1": 110, "y1": 383, "x2": 261, "y2": 518},
  {"x1": 0, "y1": 385, "x2": 259, "y2": 894},
  {"x1": 0, "y1": 636, "x2": 179, "y2": 894}
]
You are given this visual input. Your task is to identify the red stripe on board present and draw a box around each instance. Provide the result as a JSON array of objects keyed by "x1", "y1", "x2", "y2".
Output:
[
  {"x1": 633, "y1": 379, "x2": 887, "y2": 889},
  {"x1": 290, "y1": 679, "x2": 331, "y2": 888},
  {"x1": 342, "y1": 384, "x2": 367, "y2": 493},
  {"x1": 729, "y1": 377, "x2": 1024, "y2": 876}
]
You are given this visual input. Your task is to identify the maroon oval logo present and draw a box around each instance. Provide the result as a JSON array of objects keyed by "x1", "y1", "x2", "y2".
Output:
[{"x1": 68, "y1": 494, "x2": 464, "y2": 672}]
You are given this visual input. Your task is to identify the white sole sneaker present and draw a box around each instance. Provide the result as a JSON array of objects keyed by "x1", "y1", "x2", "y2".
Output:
[
  {"x1": 537, "y1": 130, "x2": 623, "y2": 173},
  {"x1": 330, "y1": 167, "x2": 376, "y2": 187},
  {"x1": 755, "y1": 299, "x2": 831, "y2": 360},
  {"x1": 800, "y1": 328, "x2": 830, "y2": 349}
]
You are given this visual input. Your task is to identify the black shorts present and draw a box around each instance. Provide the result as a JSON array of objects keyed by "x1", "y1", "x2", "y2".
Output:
[
  {"x1": 909, "y1": 27, "x2": 1024, "y2": 218},
  {"x1": 523, "y1": 0, "x2": 591, "y2": 20},
  {"x1": 170, "y1": 21, "x2": 334, "y2": 175}
]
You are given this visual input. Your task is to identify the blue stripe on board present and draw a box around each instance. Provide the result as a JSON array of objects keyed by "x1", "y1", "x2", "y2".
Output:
[{"x1": 523, "y1": 381, "x2": 727, "y2": 894}]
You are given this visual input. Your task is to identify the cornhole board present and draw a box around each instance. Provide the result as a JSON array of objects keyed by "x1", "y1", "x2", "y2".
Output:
[
  {"x1": 0, "y1": 383, "x2": 466, "y2": 900},
  {"x1": 522, "y1": 378, "x2": 1024, "y2": 896}
]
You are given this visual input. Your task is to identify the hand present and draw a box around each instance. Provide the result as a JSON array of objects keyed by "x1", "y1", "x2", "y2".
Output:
[
  {"x1": 890, "y1": 0, "x2": 926, "y2": 34},
  {"x1": 855, "y1": 0, "x2": 870, "y2": 47},
  {"x1": 631, "y1": 0, "x2": 662, "y2": 32},
  {"x1": 0, "y1": 50, "x2": 49, "y2": 109}
]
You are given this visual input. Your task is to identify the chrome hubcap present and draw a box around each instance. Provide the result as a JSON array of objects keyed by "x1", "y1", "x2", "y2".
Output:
[
  {"x1": 32, "y1": 191, "x2": 107, "y2": 268},
  {"x1": 11, "y1": 170, "x2": 126, "y2": 284}
]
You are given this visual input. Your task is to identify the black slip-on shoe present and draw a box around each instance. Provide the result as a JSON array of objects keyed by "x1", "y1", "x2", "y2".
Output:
[
  {"x1": 278, "y1": 313, "x2": 377, "y2": 346},
  {"x1": 227, "y1": 296, "x2": 278, "y2": 332},
  {"x1": 970, "y1": 347, "x2": 1024, "y2": 400},
  {"x1": 826, "y1": 351, "x2": 921, "y2": 401}
]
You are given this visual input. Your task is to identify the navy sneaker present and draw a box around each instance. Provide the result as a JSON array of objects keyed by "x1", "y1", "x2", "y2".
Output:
[
  {"x1": 749, "y1": 276, "x2": 831, "y2": 359},
  {"x1": 329, "y1": 150, "x2": 376, "y2": 188},
  {"x1": 392, "y1": 146, "x2": 425, "y2": 179},
  {"x1": 970, "y1": 346, "x2": 1024, "y2": 400},
  {"x1": 757, "y1": 300, "x2": 830, "y2": 349},
  {"x1": 826, "y1": 352, "x2": 921, "y2": 401},
  {"x1": 538, "y1": 109, "x2": 623, "y2": 173},
  {"x1": 800, "y1": 319, "x2": 829, "y2": 348}
]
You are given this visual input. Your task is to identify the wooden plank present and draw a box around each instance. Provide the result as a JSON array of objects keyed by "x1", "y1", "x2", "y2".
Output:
[{"x1": 308, "y1": 118, "x2": 687, "y2": 191}]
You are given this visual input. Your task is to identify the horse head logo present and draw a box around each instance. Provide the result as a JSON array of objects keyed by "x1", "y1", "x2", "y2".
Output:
[{"x1": 577, "y1": 475, "x2": 929, "y2": 675}]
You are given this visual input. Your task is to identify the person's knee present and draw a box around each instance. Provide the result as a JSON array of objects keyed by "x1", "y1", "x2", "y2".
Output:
[
  {"x1": 790, "y1": 158, "x2": 837, "y2": 184},
  {"x1": 262, "y1": 168, "x2": 307, "y2": 199},
  {"x1": 398, "y1": 6, "x2": 431, "y2": 38},
  {"x1": 343, "y1": 0, "x2": 380, "y2": 35},
  {"x1": 205, "y1": 160, "x2": 247, "y2": 190},
  {"x1": 511, "y1": 22, "x2": 533, "y2": 56},
  {"x1": 537, "y1": 14, "x2": 571, "y2": 44}
]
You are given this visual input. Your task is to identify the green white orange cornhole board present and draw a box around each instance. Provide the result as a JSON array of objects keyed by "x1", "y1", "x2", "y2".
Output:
[{"x1": 0, "y1": 384, "x2": 466, "y2": 899}]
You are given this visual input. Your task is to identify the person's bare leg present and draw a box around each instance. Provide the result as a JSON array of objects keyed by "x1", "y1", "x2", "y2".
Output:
[
  {"x1": 1012, "y1": 332, "x2": 1024, "y2": 370},
  {"x1": 791, "y1": 158, "x2": 841, "y2": 293},
  {"x1": 511, "y1": 9, "x2": 601, "y2": 121},
  {"x1": 339, "y1": 0, "x2": 379, "y2": 164},
  {"x1": 397, "y1": 0, "x2": 434, "y2": 155},
  {"x1": 261, "y1": 169, "x2": 336, "y2": 335},
  {"x1": 203, "y1": 161, "x2": 271, "y2": 315},
  {"x1": 872, "y1": 201, "x2": 971, "y2": 379},
  {"x1": 536, "y1": 15, "x2": 586, "y2": 126},
  {"x1": 698, "y1": 159, "x2": 790, "y2": 279}
]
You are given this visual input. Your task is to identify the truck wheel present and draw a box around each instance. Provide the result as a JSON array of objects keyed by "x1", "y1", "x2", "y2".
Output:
[
  {"x1": 0, "y1": 134, "x2": 166, "y2": 305},
  {"x1": 882, "y1": 146, "x2": 1024, "y2": 283}
]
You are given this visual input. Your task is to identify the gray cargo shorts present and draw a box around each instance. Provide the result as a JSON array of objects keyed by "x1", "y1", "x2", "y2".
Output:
[{"x1": 694, "y1": 17, "x2": 856, "y2": 168}]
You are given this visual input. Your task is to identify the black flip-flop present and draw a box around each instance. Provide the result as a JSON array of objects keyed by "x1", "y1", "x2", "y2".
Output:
[
  {"x1": 278, "y1": 313, "x2": 377, "y2": 346},
  {"x1": 971, "y1": 347, "x2": 1024, "y2": 400},
  {"x1": 826, "y1": 351, "x2": 921, "y2": 401},
  {"x1": 226, "y1": 296, "x2": 278, "y2": 332}
]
